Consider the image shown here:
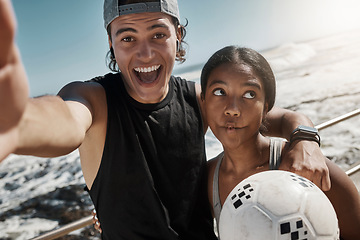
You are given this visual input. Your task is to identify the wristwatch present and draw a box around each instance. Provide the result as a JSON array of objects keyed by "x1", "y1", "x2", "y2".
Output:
[{"x1": 290, "y1": 125, "x2": 321, "y2": 146}]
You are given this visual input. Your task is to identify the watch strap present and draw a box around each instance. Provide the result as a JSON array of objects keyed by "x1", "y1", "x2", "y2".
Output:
[{"x1": 289, "y1": 125, "x2": 321, "y2": 146}]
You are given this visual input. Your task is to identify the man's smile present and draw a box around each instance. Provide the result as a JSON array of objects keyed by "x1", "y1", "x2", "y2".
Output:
[
  {"x1": 134, "y1": 65, "x2": 161, "y2": 73},
  {"x1": 134, "y1": 65, "x2": 161, "y2": 84}
]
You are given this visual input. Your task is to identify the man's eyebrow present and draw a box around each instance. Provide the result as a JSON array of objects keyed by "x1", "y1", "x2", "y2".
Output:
[
  {"x1": 114, "y1": 24, "x2": 169, "y2": 37},
  {"x1": 115, "y1": 27, "x2": 137, "y2": 37},
  {"x1": 147, "y1": 24, "x2": 170, "y2": 31}
]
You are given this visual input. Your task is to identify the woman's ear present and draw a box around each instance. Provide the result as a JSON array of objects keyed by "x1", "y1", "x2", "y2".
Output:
[
  {"x1": 264, "y1": 102, "x2": 269, "y2": 113},
  {"x1": 263, "y1": 102, "x2": 269, "y2": 121},
  {"x1": 108, "y1": 35, "x2": 112, "y2": 49}
]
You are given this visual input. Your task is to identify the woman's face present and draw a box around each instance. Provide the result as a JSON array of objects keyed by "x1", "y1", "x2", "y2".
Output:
[{"x1": 203, "y1": 63, "x2": 268, "y2": 150}]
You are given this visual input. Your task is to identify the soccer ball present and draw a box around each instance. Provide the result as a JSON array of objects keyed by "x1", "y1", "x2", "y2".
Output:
[{"x1": 219, "y1": 170, "x2": 339, "y2": 240}]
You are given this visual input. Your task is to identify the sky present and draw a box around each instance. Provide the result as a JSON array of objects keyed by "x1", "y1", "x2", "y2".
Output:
[{"x1": 11, "y1": 0, "x2": 360, "y2": 97}]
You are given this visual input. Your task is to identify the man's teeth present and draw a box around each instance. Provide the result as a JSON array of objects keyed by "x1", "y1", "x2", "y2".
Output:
[{"x1": 134, "y1": 65, "x2": 160, "y2": 73}]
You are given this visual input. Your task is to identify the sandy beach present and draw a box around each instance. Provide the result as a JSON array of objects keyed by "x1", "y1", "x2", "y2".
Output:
[{"x1": 1, "y1": 29, "x2": 360, "y2": 239}]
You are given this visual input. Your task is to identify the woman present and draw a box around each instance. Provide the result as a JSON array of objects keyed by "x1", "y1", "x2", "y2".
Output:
[{"x1": 201, "y1": 46, "x2": 360, "y2": 239}]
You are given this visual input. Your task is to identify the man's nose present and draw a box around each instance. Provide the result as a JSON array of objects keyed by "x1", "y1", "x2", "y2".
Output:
[{"x1": 137, "y1": 40, "x2": 154, "y2": 61}]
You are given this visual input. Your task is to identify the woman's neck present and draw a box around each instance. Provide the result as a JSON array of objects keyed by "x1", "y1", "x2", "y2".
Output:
[
  {"x1": 218, "y1": 134, "x2": 271, "y2": 206},
  {"x1": 221, "y1": 133, "x2": 270, "y2": 180}
]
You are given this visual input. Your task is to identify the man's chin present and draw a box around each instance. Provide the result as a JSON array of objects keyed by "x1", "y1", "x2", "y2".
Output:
[{"x1": 136, "y1": 86, "x2": 169, "y2": 104}]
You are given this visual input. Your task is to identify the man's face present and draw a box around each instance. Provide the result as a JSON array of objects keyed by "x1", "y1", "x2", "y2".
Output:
[{"x1": 109, "y1": 12, "x2": 179, "y2": 104}]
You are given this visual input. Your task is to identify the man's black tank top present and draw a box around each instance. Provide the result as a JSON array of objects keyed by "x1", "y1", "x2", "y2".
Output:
[{"x1": 87, "y1": 73, "x2": 217, "y2": 240}]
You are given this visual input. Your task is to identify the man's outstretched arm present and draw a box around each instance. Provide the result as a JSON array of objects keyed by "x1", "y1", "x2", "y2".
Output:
[
  {"x1": 0, "y1": 0, "x2": 29, "y2": 160},
  {"x1": 0, "y1": 0, "x2": 92, "y2": 161}
]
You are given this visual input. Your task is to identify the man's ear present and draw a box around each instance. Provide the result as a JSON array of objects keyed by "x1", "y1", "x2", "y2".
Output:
[{"x1": 176, "y1": 25, "x2": 182, "y2": 42}]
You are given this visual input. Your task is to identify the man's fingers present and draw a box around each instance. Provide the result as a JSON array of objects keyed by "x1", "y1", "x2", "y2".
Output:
[
  {"x1": 0, "y1": 0, "x2": 17, "y2": 67},
  {"x1": 306, "y1": 165, "x2": 331, "y2": 192},
  {"x1": 321, "y1": 171, "x2": 331, "y2": 192},
  {"x1": 307, "y1": 170, "x2": 322, "y2": 189},
  {"x1": 292, "y1": 166, "x2": 331, "y2": 192}
]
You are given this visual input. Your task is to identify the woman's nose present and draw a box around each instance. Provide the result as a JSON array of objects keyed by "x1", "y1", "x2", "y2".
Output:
[{"x1": 225, "y1": 98, "x2": 240, "y2": 117}]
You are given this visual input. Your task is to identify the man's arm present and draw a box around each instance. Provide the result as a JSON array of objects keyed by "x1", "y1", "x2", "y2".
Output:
[
  {"x1": 0, "y1": 0, "x2": 92, "y2": 161},
  {"x1": 0, "y1": 0, "x2": 29, "y2": 160},
  {"x1": 14, "y1": 93, "x2": 92, "y2": 158},
  {"x1": 1, "y1": 83, "x2": 94, "y2": 161},
  {"x1": 266, "y1": 107, "x2": 331, "y2": 191},
  {"x1": 265, "y1": 106, "x2": 317, "y2": 139}
]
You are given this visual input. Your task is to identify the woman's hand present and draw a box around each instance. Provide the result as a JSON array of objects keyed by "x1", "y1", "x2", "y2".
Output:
[
  {"x1": 280, "y1": 140, "x2": 331, "y2": 191},
  {"x1": 92, "y1": 209, "x2": 102, "y2": 234}
]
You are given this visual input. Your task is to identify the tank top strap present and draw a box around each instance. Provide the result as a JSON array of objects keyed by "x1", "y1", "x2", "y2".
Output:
[
  {"x1": 212, "y1": 152, "x2": 224, "y2": 232},
  {"x1": 269, "y1": 138, "x2": 284, "y2": 170}
]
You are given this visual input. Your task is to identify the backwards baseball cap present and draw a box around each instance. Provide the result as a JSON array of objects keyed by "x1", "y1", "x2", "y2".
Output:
[{"x1": 103, "y1": 0, "x2": 180, "y2": 30}]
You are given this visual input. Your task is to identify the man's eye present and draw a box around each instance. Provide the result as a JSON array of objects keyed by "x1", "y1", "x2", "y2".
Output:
[
  {"x1": 244, "y1": 91, "x2": 256, "y2": 99},
  {"x1": 213, "y1": 89, "x2": 226, "y2": 96}
]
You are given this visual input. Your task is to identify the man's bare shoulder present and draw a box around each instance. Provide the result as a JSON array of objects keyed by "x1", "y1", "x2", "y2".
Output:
[
  {"x1": 58, "y1": 80, "x2": 104, "y2": 101},
  {"x1": 58, "y1": 81, "x2": 108, "y2": 189},
  {"x1": 58, "y1": 81, "x2": 106, "y2": 114}
]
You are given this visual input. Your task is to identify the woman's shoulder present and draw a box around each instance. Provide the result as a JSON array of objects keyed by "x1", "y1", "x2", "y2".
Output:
[
  {"x1": 207, "y1": 152, "x2": 224, "y2": 174},
  {"x1": 207, "y1": 152, "x2": 224, "y2": 213}
]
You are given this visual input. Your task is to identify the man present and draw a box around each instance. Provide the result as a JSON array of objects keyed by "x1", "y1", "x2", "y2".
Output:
[{"x1": 0, "y1": 0, "x2": 330, "y2": 239}]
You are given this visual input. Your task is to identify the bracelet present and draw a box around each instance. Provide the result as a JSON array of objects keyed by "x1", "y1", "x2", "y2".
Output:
[{"x1": 289, "y1": 125, "x2": 321, "y2": 147}]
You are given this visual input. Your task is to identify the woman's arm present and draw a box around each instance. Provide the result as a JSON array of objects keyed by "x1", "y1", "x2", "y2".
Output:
[{"x1": 325, "y1": 159, "x2": 360, "y2": 240}]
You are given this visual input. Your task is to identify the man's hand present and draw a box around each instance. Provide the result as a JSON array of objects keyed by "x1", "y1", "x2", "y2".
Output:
[
  {"x1": 0, "y1": 0, "x2": 17, "y2": 67},
  {"x1": 280, "y1": 140, "x2": 331, "y2": 191},
  {"x1": 0, "y1": 0, "x2": 29, "y2": 162}
]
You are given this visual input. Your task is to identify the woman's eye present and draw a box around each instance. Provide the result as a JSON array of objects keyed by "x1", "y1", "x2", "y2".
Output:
[
  {"x1": 153, "y1": 33, "x2": 166, "y2": 39},
  {"x1": 244, "y1": 91, "x2": 256, "y2": 99},
  {"x1": 213, "y1": 89, "x2": 226, "y2": 96},
  {"x1": 122, "y1": 37, "x2": 134, "y2": 42}
]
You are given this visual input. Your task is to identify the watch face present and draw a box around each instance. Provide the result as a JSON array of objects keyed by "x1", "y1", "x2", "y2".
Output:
[{"x1": 296, "y1": 125, "x2": 318, "y2": 135}]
